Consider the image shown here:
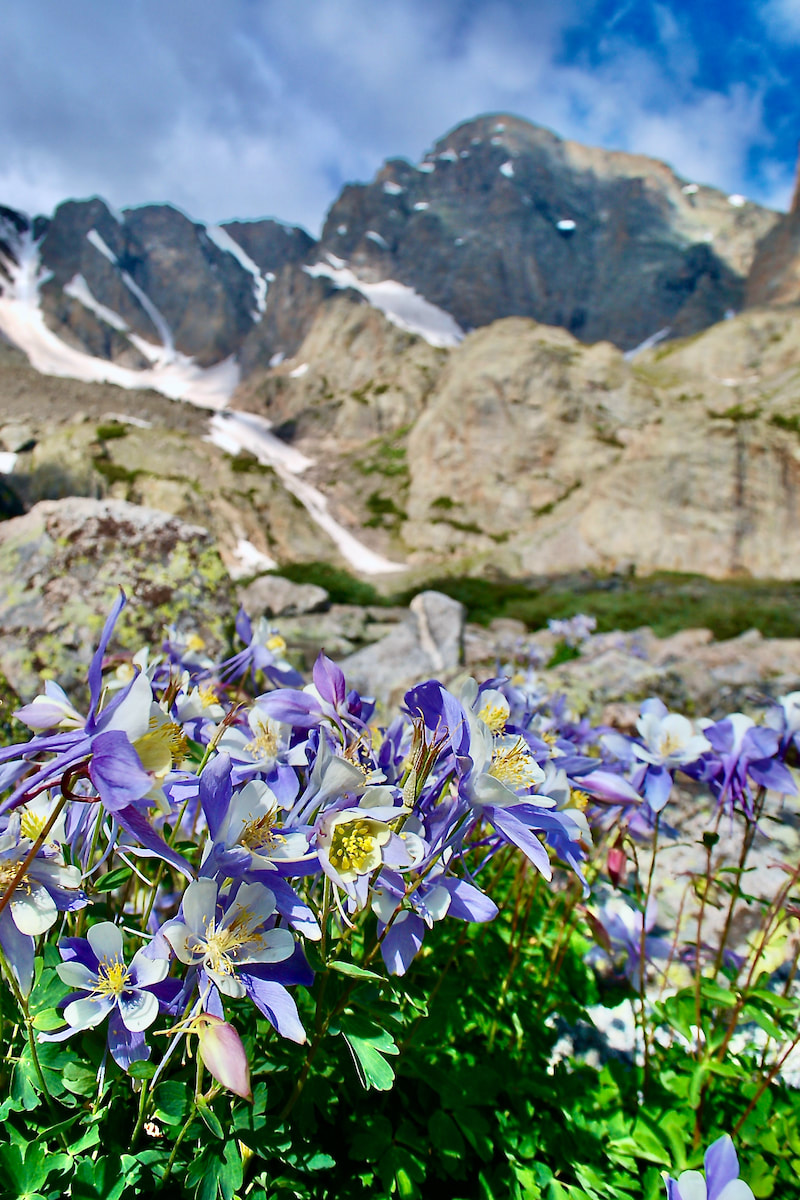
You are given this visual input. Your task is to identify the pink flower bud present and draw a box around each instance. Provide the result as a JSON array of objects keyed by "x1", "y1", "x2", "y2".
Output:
[
  {"x1": 193, "y1": 1014, "x2": 252, "y2": 1101},
  {"x1": 607, "y1": 842, "x2": 627, "y2": 888}
]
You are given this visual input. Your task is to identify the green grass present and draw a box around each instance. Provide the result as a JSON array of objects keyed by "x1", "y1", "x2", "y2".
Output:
[{"x1": 270, "y1": 564, "x2": 800, "y2": 640}]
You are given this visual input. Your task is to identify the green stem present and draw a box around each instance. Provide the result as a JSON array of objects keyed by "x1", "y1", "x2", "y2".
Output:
[
  {"x1": 0, "y1": 793, "x2": 70, "y2": 920},
  {"x1": 130, "y1": 1077, "x2": 151, "y2": 1150}
]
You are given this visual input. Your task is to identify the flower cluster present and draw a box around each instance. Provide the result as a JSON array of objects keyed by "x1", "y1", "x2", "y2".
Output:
[{"x1": 0, "y1": 591, "x2": 797, "y2": 1107}]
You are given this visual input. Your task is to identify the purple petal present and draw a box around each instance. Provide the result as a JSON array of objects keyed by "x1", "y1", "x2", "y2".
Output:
[
  {"x1": 748, "y1": 757, "x2": 797, "y2": 795},
  {"x1": 380, "y1": 911, "x2": 425, "y2": 975},
  {"x1": 312, "y1": 652, "x2": 346, "y2": 708},
  {"x1": 87, "y1": 591, "x2": 127, "y2": 717},
  {"x1": 235, "y1": 607, "x2": 253, "y2": 645},
  {"x1": 644, "y1": 766, "x2": 673, "y2": 813},
  {"x1": 115, "y1": 806, "x2": 194, "y2": 880},
  {"x1": 441, "y1": 878, "x2": 498, "y2": 923},
  {"x1": 0, "y1": 908, "x2": 34, "y2": 996},
  {"x1": 705, "y1": 1134, "x2": 739, "y2": 1200},
  {"x1": 89, "y1": 731, "x2": 151, "y2": 811},
  {"x1": 241, "y1": 975, "x2": 306, "y2": 1042},
  {"x1": 256, "y1": 689, "x2": 322, "y2": 729},
  {"x1": 107, "y1": 1009, "x2": 150, "y2": 1071},
  {"x1": 485, "y1": 805, "x2": 552, "y2": 878},
  {"x1": 199, "y1": 753, "x2": 232, "y2": 841}
]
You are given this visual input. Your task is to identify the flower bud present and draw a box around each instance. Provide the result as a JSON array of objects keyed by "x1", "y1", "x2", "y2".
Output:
[{"x1": 193, "y1": 1014, "x2": 252, "y2": 1101}]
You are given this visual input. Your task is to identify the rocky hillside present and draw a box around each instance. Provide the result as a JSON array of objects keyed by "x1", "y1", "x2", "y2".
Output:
[
  {"x1": 230, "y1": 291, "x2": 800, "y2": 580},
  {"x1": 3, "y1": 282, "x2": 800, "y2": 582},
  {"x1": 0, "y1": 114, "x2": 782, "y2": 387}
]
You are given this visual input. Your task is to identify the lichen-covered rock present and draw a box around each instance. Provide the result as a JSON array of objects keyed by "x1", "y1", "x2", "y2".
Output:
[{"x1": 0, "y1": 497, "x2": 236, "y2": 699}]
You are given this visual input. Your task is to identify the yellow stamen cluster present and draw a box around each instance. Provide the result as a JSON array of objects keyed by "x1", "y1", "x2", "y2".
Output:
[
  {"x1": 477, "y1": 701, "x2": 508, "y2": 735},
  {"x1": 541, "y1": 731, "x2": 558, "y2": 747},
  {"x1": 329, "y1": 820, "x2": 377, "y2": 876},
  {"x1": 198, "y1": 683, "x2": 220, "y2": 709},
  {"x1": 20, "y1": 810, "x2": 47, "y2": 841},
  {"x1": 266, "y1": 634, "x2": 286, "y2": 654},
  {"x1": 657, "y1": 731, "x2": 683, "y2": 758},
  {"x1": 241, "y1": 809, "x2": 283, "y2": 853},
  {"x1": 570, "y1": 789, "x2": 590, "y2": 811},
  {"x1": 186, "y1": 634, "x2": 206, "y2": 653},
  {"x1": 93, "y1": 956, "x2": 131, "y2": 998},
  {"x1": 137, "y1": 717, "x2": 188, "y2": 771},
  {"x1": 197, "y1": 911, "x2": 260, "y2": 976},
  {"x1": 244, "y1": 719, "x2": 279, "y2": 759},
  {"x1": 489, "y1": 738, "x2": 539, "y2": 790},
  {"x1": 0, "y1": 860, "x2": 27, "y2": 891}
]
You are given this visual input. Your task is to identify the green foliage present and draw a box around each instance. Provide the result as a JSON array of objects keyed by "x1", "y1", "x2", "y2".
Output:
[
  {"x1": 769, "y1": 413, "x2": 800, "y2": 436},
  {"x1": 274, "y1": 561, "x2": 381, "y2": 606},
  {"x1": 392, "y1": 570, "x2": 800, "y2": 639},
  {"x1": 95, "y1": 422, "x2": 129, "y2": 441},
  {"x1": 364, "y1": 492, "x2": 407, "y2": 529}
]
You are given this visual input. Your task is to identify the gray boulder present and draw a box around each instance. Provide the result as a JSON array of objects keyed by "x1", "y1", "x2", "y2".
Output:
[
  {"x1": 340, "y1": 590, "x2": 465, "y2": 704},
  {"x1": 237, "y1": 574, "x2": 330, "y2": 618}
]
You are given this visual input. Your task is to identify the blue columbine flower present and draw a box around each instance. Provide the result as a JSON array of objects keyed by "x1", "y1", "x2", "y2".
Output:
[
  {"x1": 665, "y1": 1134, "x2": 754, "y2": 1200},
  {"x1": 43, "y1": 922, "x2": 171, "y2": 1069}
]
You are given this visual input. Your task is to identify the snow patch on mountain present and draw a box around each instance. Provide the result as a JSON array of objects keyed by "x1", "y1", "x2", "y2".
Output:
[
  {"x1": 0, "y1": 229, "x2": 238, "y2": 408},
  {"x1": 86, "y1": 229, "x2": 117, "y2": 264},
  {"x1": 303, "y1": 261, "x2": 463, "y2": 348},
  {"x1": 63, "y1": 275, "x2": 129, "y2": 332},
  {"x1": 205, "y1": 224, "x2": 267, "y2": 320},
  {"x1": 208, "y1": 412, "x2": 404, "y2": 575}
]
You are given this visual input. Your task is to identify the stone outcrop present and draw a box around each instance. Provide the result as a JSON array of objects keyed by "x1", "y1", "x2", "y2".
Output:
[
  {"x1": 314, "y1": 114, "x2": 778, "y2": 351},
  {"x1": 0, "y1": 497, "x2": 237, "y2": 699},
  {"x1": 338, "y1": 591, "x2": 466, "y2": 704},
  {"x1": 0, "y1": 113, "x2": 787, "y2": 381}
]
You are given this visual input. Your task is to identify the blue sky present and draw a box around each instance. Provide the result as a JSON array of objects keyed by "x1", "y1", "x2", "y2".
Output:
[{"x1": 1, "y1": 0, "x2": 797, "y2": 235}]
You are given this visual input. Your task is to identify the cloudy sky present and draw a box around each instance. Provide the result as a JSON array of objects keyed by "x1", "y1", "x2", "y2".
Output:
[{"x1": 2, "y1": 0, "x2": 798, "y2": 235}]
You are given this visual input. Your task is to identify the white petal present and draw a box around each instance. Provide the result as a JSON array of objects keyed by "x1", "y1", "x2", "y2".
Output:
[
  {"x1": 182, "y1": 878, "x2": 219, "y2": 934},
  {"x1": 118, "y1": 988, "x2": 159, "y2": 1032},
  {"x1": 244, "y1": 927, "x2": 295, "y2": 964},
  {"x1": 129, "y1": 948, "x2": 169, "y2": 987},
  {"x1": 423, "y1": 885, "x2": 451, "y2": 922},
  {"x1": 717, "y1": 1183, "x2": 755, "y2": 1200},
  {"x1": 226, "y1": 880, "x2": 276, "y2": 924},
  {"x1": 56, "y1": 961, "x2": 98, "y2": 989},
  {"x1": 210, "y1": 969, "x2": 246, "y2": 998},
  {"x1": 64, "y1": 995, "x2": 113, "y2": 1030},
  {"x1": 11, "y1": 883, "x2": 57, "y2": 936},
  {"x1": 162, "y1": 922, "x2": 195, "y2": 964},
  {"x1": 87, "y1": 922, "x2": 124, "y2": 964},
  {"x1": 676, "y1": 1171, "x2": 708, "y2": 1200},
  {"x1": 103, "y1": 670, "x2": 154, "y2": 741}
]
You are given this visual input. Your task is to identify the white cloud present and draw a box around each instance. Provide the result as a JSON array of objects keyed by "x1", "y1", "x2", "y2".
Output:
[
  {"x1": 0, "y1": 0, "x2": 793, "y2": 231},
  {"x1": 761, "y1": 0, "x2": 800, "y2": 39}
]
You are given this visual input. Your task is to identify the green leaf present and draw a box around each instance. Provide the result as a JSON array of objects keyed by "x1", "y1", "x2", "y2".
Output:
[
  {"x1": 197, "y1": 1097, "x2": 225, "y2": 1139},
  {"x1": 92, "y1": 866, "x2": 133, "y2": 892},
  {"x1": 128, "y1": 1060, "x2": 157, "y2": 1080},
  {"x1": 343, "y1": 1032, "x2": 396, "y2": 1091},
  {"x1": 31, "y1": 1007, "x2": 66, "y2": 1031},
  {"x1": 329, "y1": 960, "x2": 386, "y2": 983},
  {"x1": 62, "y1": 1061, "x2": 98, "y2": 1097},
  {"x1": 153, "y1": 1080, "x2": 191, "y2": 1125}
]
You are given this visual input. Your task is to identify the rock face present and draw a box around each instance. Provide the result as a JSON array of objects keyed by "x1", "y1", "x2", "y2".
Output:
[
  {"x1": 0, "y1": 113, "x2": 785, "y2": 382},
  {"x1": 232, "y1": 293, "x2": 800, "y2": 580},
  {"x1": 314, "y1": 114, "x2": 777, "y2": 350},
  {"x1": 339, "y1": 591, "x2": 466, "y2": 704},
  {"x1": 0, "y1": 497, "x2": 236, "y2": 699},
  {"x1": 746, "y1": 161, "x2": 800, "y2": 308}
]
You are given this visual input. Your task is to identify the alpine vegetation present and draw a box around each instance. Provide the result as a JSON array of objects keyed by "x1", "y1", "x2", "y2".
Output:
[{"x1": 0, "y1": 592, "x2": 797, "y2": 1198}]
